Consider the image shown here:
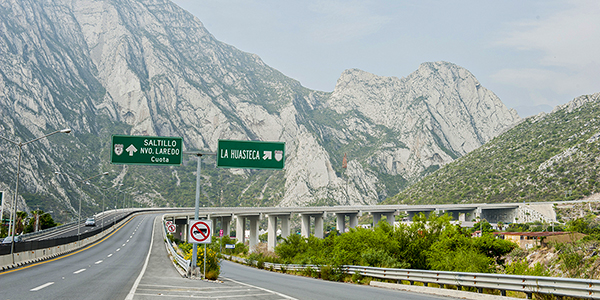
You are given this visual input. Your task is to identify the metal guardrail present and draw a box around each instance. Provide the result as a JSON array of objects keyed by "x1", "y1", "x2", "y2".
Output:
[
  {"x1": 225, "y1": 255, "x2": 600, "y2": 299},
  {"x1": 344, "y1": 265, "x2": 600, "y2": 299},
  {"x1": 161, "y1": 216, "x2": 190, "y2": 273}
]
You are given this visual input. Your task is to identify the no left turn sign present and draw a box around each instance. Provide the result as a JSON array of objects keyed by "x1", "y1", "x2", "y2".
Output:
[{"x1": 189, "y1": 220, "x2": 212, "y2": 244}]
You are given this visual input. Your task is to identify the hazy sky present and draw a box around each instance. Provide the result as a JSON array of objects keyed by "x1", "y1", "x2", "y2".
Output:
[{"x1": 172, "y1": 0, "x2": 600, "y2": 117}]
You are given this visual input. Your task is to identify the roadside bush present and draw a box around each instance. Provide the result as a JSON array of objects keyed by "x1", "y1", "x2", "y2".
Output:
[
  {"x1": 320, "y1": 265, "x2": 344, "y2": 282},
  {"x1": 205, "y1": 270, "x2": 219, "y2": 280},
  {"x1": 302, "y1": 266, "x2": 318, "y2": 278},
  {"x1": 351, "y1": 271, "x2": 363, "y2": 283},
  {"x1": 184, "y1": 247, "x2": 221, "y2": 279}
]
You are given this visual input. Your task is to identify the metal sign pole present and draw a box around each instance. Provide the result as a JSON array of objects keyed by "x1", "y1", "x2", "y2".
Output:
[
  {"x1": 192, "y1": 154, "x2": 201, "y2": 272},
  {"x1": 204, "y1": 244, "x2": 207, "y2": 279},
  {"x1": 0, "y1": 191, "x2": 4, "y2": 229}
]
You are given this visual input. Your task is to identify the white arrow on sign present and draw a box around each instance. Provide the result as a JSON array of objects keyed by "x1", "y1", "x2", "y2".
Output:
[
  {"x1": 263, "y1": 151, "x2": 272, "y2": 160},
  {"x1": 126, "y1": 144, "x2": 138, "y2": 156}
]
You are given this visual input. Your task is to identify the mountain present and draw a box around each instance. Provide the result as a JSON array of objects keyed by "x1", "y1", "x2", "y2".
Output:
[
  {"x1": 386, "y1": 92, "x2": 600, "y2": 205},
  {"x1": 0, "y1": 0, "x2": 519, "y2": 222}
]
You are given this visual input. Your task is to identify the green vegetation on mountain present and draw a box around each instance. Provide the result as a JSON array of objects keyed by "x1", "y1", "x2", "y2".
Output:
[{"x1": 386, "y1": 93, "x2": 600, "y2": 205}]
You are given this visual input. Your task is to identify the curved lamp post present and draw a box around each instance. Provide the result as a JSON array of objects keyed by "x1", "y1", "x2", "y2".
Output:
[
  {"x1": 0, "y1": 128, "x2": 71, "y2": 264},
  {"x1": 54, "y1": 171, "x2": 109, "y2": 244}
]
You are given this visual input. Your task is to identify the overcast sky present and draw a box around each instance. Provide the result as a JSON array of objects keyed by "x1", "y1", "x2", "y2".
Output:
[{"x1": 172, "y1": 0, "x2": 600, "y2": 117}]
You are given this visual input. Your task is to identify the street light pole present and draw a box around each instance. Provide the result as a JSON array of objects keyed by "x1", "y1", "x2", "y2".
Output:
[{"x1": 0, "y1": 128, "x2": 71, "y2": 264}]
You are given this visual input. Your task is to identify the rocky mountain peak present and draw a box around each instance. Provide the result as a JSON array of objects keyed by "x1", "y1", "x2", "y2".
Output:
[{"x1": 0, "y1": 0, "x2": 522, "y2": 218}]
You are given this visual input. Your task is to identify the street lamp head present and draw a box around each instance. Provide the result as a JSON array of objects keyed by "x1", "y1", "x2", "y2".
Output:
[
  {"x1": 60, "y1": 128, "x2": 72, "y2": 134},
  {"x1": 102, "y1": 172, "x2": 109, "y2": 175},
  {"x1": 54, "y1": 171, "x2": 62, "y2": 175}
]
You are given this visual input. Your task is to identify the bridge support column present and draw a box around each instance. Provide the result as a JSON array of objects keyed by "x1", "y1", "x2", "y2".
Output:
[
  {"x1": 314, "y1": 215, "x2": 323, "y2": 238},
  {"x1": 301, "y1": 214, "x2": 310, "y2": 238},
  {"x1": 280, "y1": 215, "x2": 290, "y2": 239},
  {"x1": 222, "y1": 216, "x2": 232, "y2": 237},
  {"x1": 336, "y1": 213, "x2": 346, "y2": 233},
  {"x1": 372, "y1": 213, "x2": 381, "y2": 228},
  {"x1": 349, "y1": 213, "x2": 358, "y2": 229},
  {"x1": 268, "y1": 215, "x2": 277, "y2": 251},
  {"x1": 248, "y1": 215, "x2": 260, "y2": 252},
  {"x1": 384, "y1": 212, "x2": 395, "y2": 226},
  {"x1": 235, "y1": 216, "x2": 246, "y2": 244},
  {"x1": 266, "y1": 213, "x2": 291, "y2": 251}
]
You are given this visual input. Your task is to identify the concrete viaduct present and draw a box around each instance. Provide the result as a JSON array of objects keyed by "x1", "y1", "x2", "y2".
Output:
[{"x1": 164, "y1": 203, "x2": 556, "y2": 252}]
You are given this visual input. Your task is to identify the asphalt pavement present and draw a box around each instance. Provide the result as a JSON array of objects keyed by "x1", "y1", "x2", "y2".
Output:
[
  {"x1": 0, "y1": 214, "x2": 153, "y2": 300},
  {"x1": 1, "y1": 213, "x2": 461, "y2": 300}
]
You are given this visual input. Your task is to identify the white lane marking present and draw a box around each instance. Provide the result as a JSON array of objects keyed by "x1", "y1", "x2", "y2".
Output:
[
  {"x1": 127, "y1": 239, "x2": 130, "y2": 243},
  {"x1": 116, "y1": 248, "x2": 121, "y2": 252},
  {"x1": 125, "y1": 217, "x2": 156, "y2": 300},
  {"x1": 130, "y1": 236, "x2": 132, "y2": 238},
  {"x1": 73, "y1": 269, "x2": 86, "y2": 274},
  {"x1": 107, "y1": 253, "x2": 113, "y2": 257},
  {"x1": 122, "y1": 243, "x2": 126, "y2": 246},
  {"x1": 95, "y1": 260, "x2": 103, "y2": 264},
  {"x1": 31, "y1": 282, "x2": 54, "y2": 291},
  {"x1": 224, "y1": 277, "x2": 298, "y2": 300}
]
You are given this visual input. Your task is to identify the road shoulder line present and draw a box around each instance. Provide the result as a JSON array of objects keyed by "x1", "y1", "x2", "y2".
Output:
[{"x1": 125, "y1": 216, "x2": 156, "y2": 300}]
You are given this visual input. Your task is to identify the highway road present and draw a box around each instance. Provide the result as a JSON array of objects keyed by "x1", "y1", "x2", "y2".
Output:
[
  {"x1": 0, "y1": 213, "x2": 154, "y2": 300},
  {"x1": 1, "y1": 214, "x2": 460, "y2": 300},
  {"x1": 220, "y1": 260, "x2": 452, "y2": 300}
]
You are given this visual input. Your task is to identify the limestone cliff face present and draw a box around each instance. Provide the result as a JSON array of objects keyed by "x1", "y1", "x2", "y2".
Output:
[
  {"x1": 0, "y1": 0, "x2": 520, "y2": 217},
  {"x1": 325, "y1": 63, "x2": 520, "y2": 183}
]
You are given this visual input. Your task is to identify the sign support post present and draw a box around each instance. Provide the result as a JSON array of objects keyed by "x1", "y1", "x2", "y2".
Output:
[
  {"x1": 192, "y1": 153, "x2": 201, "y2": 273},
  {"x1": 0, "y1": 191, "x2": 4, "y2": 229},
  {"x1": 184, "y1": 151, "x2": 216, "y2": 277}
]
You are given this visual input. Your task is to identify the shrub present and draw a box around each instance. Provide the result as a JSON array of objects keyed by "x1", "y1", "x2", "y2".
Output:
[
  {"x1": 351, "y1": 271, "x2": 363, "y2": 283},
  {"x1": 302, "y1": 266, "x2": 318, "y2": 278},
  {"x1": 320, "y1": 265, "x2": 344, "y2": 282},
  {"x1": 184, "y1": 247, "x2": 221, "y2": 280},
  {"x1": 205, "y1": 270, "x2": 219, "y2": 280}
]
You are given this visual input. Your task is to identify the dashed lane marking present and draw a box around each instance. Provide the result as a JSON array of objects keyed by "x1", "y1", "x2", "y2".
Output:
[
  {"x1": 31, "y1": 282, "x2": 54, "y2": 291},
  {"x1": 1, "y1": 217, "x2": 136, "y2": 275},
  {"x1": 95, "y1": 260, "x2": 103, "y2": 264},
  {"x1": 73, "y1": 269, "x2": 86, "y2": 274}
]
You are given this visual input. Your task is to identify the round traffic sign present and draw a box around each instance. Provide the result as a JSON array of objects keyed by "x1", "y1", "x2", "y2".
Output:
[
  {"x1": 167, "y1": 224, "x2": 176, "y2": 233},
  {"x1": 189, "y1": 220, "x2": 212, "y2": 243}
]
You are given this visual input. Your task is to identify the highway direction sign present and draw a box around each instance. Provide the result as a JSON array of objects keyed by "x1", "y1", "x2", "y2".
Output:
[
  {"x1": 111, "y1": 135, "x2": 182, "y2": 165},
  {"x1": 189, "y1": 220, "x2": 212, "y2": 244},
  {"x1": 217, "y1": 140, "x2": 285, "y2": 170}
]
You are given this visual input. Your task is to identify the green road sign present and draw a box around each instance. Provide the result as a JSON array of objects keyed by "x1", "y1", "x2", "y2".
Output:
[
  {"x1": 111, "y1": 135, "x2": 182, "y2": 165},
  {"x1": 217, "y1": 140, "x2": 285, "y2": 170}
]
